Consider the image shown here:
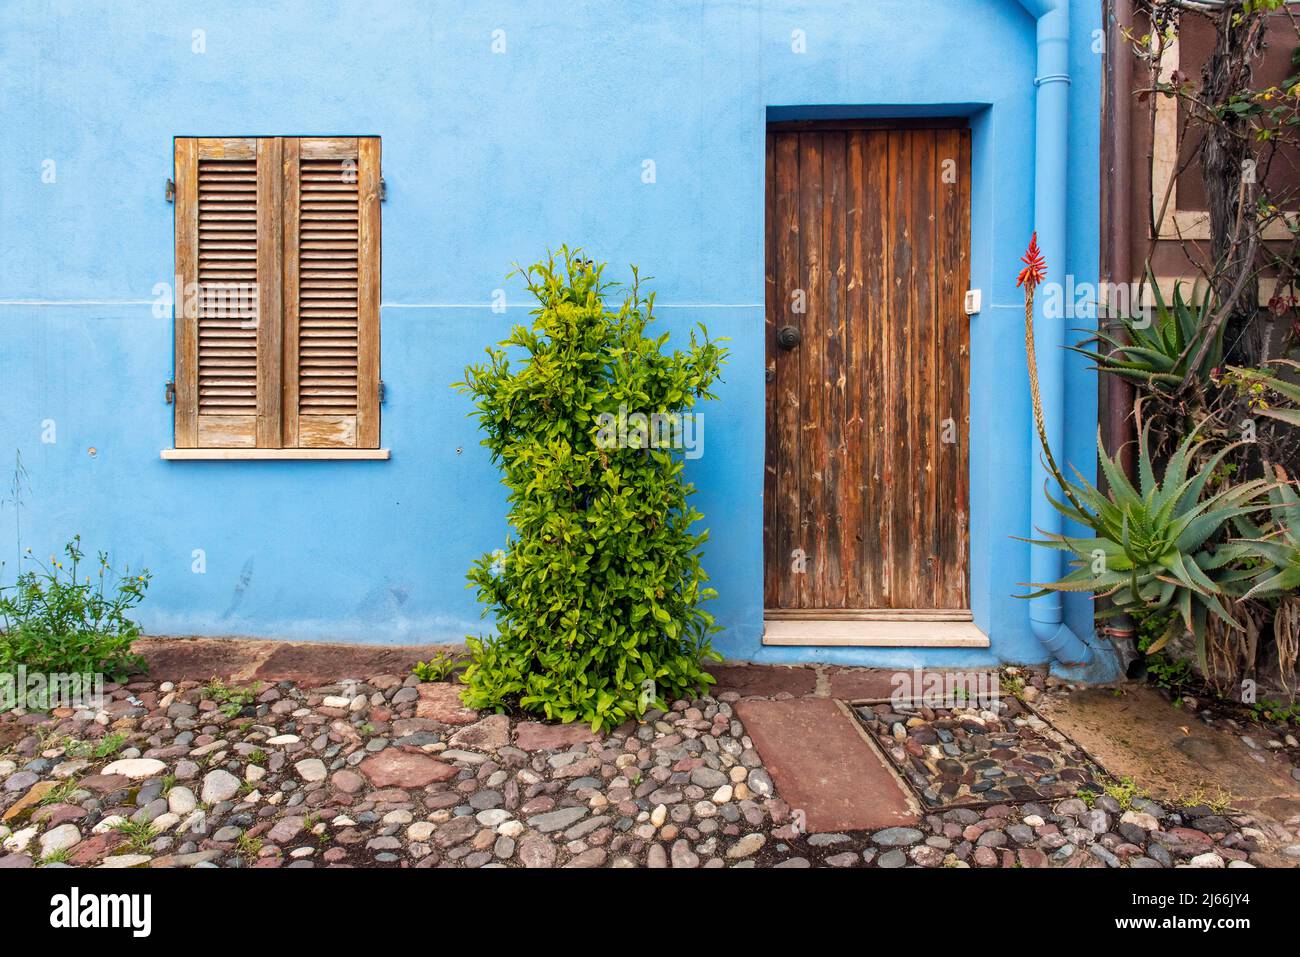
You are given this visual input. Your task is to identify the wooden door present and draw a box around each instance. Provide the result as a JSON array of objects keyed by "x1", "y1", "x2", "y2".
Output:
[{"x1": 763, "y1": 123, "x2": 971, "y2": 613}]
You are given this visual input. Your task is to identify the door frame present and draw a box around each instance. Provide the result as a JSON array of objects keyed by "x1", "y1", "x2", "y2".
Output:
[{"x1": 761, "y1": 116, "x2": 986, "y2": 648}]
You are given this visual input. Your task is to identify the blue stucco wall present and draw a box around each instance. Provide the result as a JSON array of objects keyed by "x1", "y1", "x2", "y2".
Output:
[{"x1": 0, "y1": 0, "x2": 1101, "y2": 665}]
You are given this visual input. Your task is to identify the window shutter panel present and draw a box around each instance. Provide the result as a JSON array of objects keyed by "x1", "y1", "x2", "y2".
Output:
[
  {"x1": 282, "y1": 136, "x2": 381, "y2": 448},
  {"x1": 174, "y1": 137, "x2": 282, "y2": 448}
]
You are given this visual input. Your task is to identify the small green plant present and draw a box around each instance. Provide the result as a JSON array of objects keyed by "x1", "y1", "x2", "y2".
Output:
[
  {"x1": 247, "y1": 749, "x2": 267, "y2": 766},
  {"x1": 1251, "y1": 697, "x2": 1300, "y2": 725},
  {"x1": 1102, "y1": 776, "x2": 1149, "y2": 811},
  {"x1": 1131, "y1": 608, "x2": 1199, "y2": 695},
  {"x1": 1208, "y1": 466, "x2": 1300, "y2": 689},
  {"x1": 97, "y1": 731, "x2": 128, "y2": 757},
  {"x1": 202, "y1": 678, "x2": 257, "y2": 719},
  {"x1": 455, "y1": 249, "x2": 728, "y2": 731},
  {"x1": 0, "y1": 536, "x2": 148, "y2": 679},
  {"x1": 1172, "y1": 786, "x2": 1234, "y2": 814},
  {"x1": 234, "y1": 831, "x2": 262, "y2": 863},
  {"x1": 38, "y1": 778, "x2": 80, "y2": 806},
  {"x1": 412, "y1": 653, "x2": 464, "y2": 683},
  {"x1": 40, "y1": 848, "x2": 72, "y2": 865},
  {"x1": 161, "y1": 774, "x2": 177, "y2": 795},
  {"x1": 110, "y1": 819, "x2": 158, "y2": 854},
  {"x1": 1147, "y1": 654, "x2": 1195, "y2": 695},
  {"x1": 64, "y1": 731, "x2": 127, "y2": 760},
  {"x1": 999, "y1": 671, "x2": 1025, "y2": 697}
]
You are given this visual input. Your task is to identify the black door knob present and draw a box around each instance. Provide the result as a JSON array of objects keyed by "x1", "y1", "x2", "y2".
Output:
[{"x1": 777, "y1": 325, "x2": 801, "y2": 350}]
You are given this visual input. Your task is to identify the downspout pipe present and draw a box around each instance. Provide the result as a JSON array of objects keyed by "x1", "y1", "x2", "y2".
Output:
[
  {"x1": 1103, "y1": 0, "x2": 1139, "y2": 670},
  {"x1": 1018, "y1": 0, "x2": 1096, "y2": 666},
  {"x1": 1106, "y1": 0, "x2": 1136, "y2": 480}
]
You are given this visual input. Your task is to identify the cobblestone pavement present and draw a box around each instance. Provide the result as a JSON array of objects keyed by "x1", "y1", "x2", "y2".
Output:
[
  {"x1": 1, "y1": 670, "x2": 1296, "y2": 868},
  {"x1": 858, "y1": 697, "x2": 1105, "y2": 808}
]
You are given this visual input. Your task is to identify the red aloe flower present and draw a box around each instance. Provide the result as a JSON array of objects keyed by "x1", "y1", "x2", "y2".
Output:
[{"x1": 1016, "y1": 231, "x2": 1047, "y2": 290}]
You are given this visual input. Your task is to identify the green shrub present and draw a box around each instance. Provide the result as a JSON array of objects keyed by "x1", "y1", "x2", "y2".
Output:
[
  {"x1": 454, "y1": 249, "x2": 728, "y2": 730},
  {"x1": 0, "y1": 536, "x2": 148, "y2": 679}
]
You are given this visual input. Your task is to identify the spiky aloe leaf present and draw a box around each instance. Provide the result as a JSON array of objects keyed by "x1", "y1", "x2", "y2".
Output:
[
  {"x1": 1256, "y1": 406, "x2": 1300, "y2": 429},
  {"x1": 1078, "y1": 275, "x2": 1221, "y2": 393},
  {"x1": 1243, "y1": 565, "x2": 1300, "y2": 600},
  {"x1": 1096, "y1": 429, "x2": 1142, "y2": 509}
]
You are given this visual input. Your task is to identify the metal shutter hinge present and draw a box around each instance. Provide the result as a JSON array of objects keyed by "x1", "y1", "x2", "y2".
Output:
[
  {"x1": 379, "y1": 177, "x2": 387, "y2": 202},
  {"x1": 164, "y1": 381, "x2": 176, "y2": 404},
  {"x1": 378, "y1": 380, "x2": 386, "y2": 403},
  {"x1": 165, "y1": 178, "x2": 175, "y2": 203}
]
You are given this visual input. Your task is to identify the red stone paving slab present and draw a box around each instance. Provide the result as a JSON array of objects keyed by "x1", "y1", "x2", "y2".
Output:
[
  {"x1": 826, "y1": 667, "x2": 999, "y2": 701},
  {"x1": 824, "y1": 667, "x2": 899, "y2": 700},
  {"x1": 708, "y1": 663, "x2": 818, "y2": 698},
  {"x1": 136, "y1": 637, "x2": 269, "y2": 683},
  {"x1": 414, "y1": 682, "x2": 478, "y2": 724},
  {"x1": 737, "y1": 696, "x2": 919, "y2": 833},
  {"x1": 255, "y1": 643, "x2": 458, "y2": 687},
  {"x1": 136, "y1": 637, "x2": 463, "y2": 687},
  {"x1": 514, "y1": 721, "x2": 602, "y2": 751},
  {"x1": 140, "y1": 639, "x2": 840, "y2": 695},
  {"x1": 358, "y1": 750, "x2": 459, "y2": 787}
]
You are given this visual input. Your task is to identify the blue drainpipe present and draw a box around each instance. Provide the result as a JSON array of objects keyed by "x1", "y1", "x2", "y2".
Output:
[{"x1": 1018, "y1": 0, "x2": 1096, "y2": 668}]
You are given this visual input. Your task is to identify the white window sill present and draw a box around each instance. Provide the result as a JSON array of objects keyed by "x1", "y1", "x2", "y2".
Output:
[{"x1": 161, "y1": 448, "x2": 390, "y2": 461}]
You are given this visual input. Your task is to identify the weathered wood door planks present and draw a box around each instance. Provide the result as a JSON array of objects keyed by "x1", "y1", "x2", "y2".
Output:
[{"x1": 764, "y1": 124, "x2": 971, "y2": 612}]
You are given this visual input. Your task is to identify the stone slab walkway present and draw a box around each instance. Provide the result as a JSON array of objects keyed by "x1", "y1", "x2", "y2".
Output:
[{"x1": 737, "y1": 697, "x2": 918, "y2": 832}]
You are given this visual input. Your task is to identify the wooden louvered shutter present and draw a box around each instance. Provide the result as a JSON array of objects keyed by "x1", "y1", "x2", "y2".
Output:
[
  {"x1": 282, "y1": 137, "x2": 381, "y2": 448},
  {"x1": 174, "y1": 137, "x2": 282, "y2": 448}
]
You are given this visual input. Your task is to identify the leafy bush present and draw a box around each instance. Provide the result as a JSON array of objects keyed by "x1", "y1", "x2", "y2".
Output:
[
  {"x1": 454, "y1": 249, "x2": 728, "y2": 730},
  {"x1": 0, "y1": 536, "x2": 148, "y2": 678}
]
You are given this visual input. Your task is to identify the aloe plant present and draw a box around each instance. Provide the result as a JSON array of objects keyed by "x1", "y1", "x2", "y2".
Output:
[
  {"x1": 1026, "y1": 424, "x2": 1270, "y2": 666},
  {"x1": 1211, "y1": 468, "x2": 1300, "y2": 599},
  {"x1": 1070, "y1": 279, "x2": 1224, "y2": 392},
  {"x1": 1206, "y1": 471, "x2": 1300, "y2": 692}
]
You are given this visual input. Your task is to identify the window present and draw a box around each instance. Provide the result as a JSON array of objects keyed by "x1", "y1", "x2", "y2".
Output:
[{"x1": 166, "y1": 136, "x2": 383, "y2": 458}]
